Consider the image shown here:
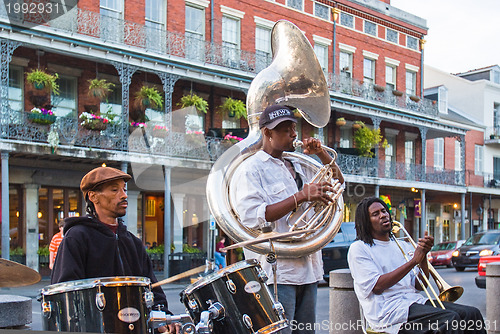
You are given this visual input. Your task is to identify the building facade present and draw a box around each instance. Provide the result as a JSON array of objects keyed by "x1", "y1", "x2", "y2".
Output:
[{"x1": 0, "y1": 0, "x2": 471, "y2": 274}]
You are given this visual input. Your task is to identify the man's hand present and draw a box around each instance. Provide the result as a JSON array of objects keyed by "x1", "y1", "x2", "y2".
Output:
[
  {"x1": 299, "y1": 181, "x2": 335, "y2": 205},
  {"x1": 158, "y1": 323, "x2": 180, "y2": 333},
  {"x1": 301, "y1": 137, "x2": 324, "y2": 156},
  {"x1": 412, "y1": 235, "x2": 434, "y2": 265}
]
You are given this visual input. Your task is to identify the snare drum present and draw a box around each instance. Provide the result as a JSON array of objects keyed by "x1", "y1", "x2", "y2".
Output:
[
  {"x1": 40, "y1": 276, "x2": 154, "y2": 333},
  {"x1": 180, "y1": 259, "x2": 287, "y2": 334}
]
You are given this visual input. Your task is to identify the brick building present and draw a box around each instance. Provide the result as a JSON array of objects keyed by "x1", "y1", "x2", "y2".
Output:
[{"x1": 0, "y1": 0, "x2": 470, "y2": 275}]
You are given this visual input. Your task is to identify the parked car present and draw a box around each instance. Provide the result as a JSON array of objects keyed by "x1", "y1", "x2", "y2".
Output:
[
  {"x1": 322, "y1": 222, "x2": 356, "y2": 282},
  {"x1": 475, "y1": 254, "x2": 500, "y2": 289},
  {"x1": 451, "y1": 230, "x2": 500, "y2": 271},
  {"x1": 427, "y1": 240, "x2": 465, "y2": 267}
]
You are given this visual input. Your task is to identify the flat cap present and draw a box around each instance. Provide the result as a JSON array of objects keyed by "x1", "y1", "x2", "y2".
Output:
[{"x1": 80, "y1": 167, "x2": 131, "y2": 198}]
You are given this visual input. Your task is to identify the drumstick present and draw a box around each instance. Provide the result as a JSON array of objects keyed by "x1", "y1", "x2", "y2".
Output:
[{"x1": 152, "y1": 265, "x2": 207, "y2": 288}]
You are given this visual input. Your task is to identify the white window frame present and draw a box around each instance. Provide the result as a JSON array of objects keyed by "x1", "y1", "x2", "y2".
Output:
[
  {"x1": 364, "y1": 20, "x2": 377, "y2": 36},
  {"x1": 145, "y1": 0, "x2": 165, "y2": 28},
  {"x1": 363, "y1": 58, "x2": 375, "y2": 84},
  {"x1": 455, "y1": 140, "x2": 461, "y2": 171},
  {"x1": 434, "y1": 138, "x2": 444, "y2": 170},
  {"x1": 8, "y1": 65, "x2": 24, "y2": 113},
  {"x1": 406, "y1": 70, "x2": 417, "y2": 96},
  {"x1": 313, "y1": 2, "x2": 330, "y2": 20},
  {"x1": 52, "y1": 75, "x2": 78, "y2": 118},
  {"x1": 386, "y1": 28, "x2": 398, "y2": 43},
  {"x1": 475, "y1": 145, "x2": 483, "y2": 175},
  {"x1": 339, "y1": 12, "x2": 354, "y2": 28},
  {"x1": 385, "y1": 65, "x2": 396, "y2": 90},
  {"x1": 313, "y1": 35, "x2": 331, "y2": 74},
  {"x1": 287, "y1": 0, "x2": 303, "y2": 11}
]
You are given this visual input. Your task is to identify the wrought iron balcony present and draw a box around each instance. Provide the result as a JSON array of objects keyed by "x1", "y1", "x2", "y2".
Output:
[
  {"x1": 0, "y1": 7, "x2": 437, "y2": 117},
  {"x1": 0, "y1": 109, "x2": 230, "y2": 162},
  {"x1": 337, "y1": 153, "x2": 465, "y2": 186}
]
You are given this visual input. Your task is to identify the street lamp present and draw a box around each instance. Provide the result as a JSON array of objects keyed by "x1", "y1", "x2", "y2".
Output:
[{"x1": 332, "y1": 7, "x2": 341, "y2": 76}]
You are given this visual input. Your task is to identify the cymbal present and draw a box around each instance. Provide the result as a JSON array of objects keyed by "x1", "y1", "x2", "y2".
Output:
[
  {"x1": 223, "y1": 229, "x2": 316, "y2": 251},
  {"x1": 0, "y1": 258, "x2": 42, "y2": 287}
]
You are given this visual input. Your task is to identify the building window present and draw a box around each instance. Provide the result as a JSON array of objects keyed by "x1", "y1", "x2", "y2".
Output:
[
  {"x1": 100, "y1": 0, "x2": 123, "y2": 42},
  {"x1": 314, "y1": 43, "x2": 328, "y2": 73},
  {"x1": 386, "y1": 28, "x2": 398, "y2": 43},
  {"x1": 287, "y1": 0, "x2": 303, "y2": 11},
  {"x1": 475, "y1": 145, "x2": 483, "y2": 175},
  {"x1": 407, "y1": 35, "x2": 418, "y2": 50},
  {"x1": 52, "y1": 76, "x2": 77, "y2": 117},
  {"x1": 385, "y1": 135, "x2": 396, "y2": 177},
  {"x1": 255, "y1": 25, "x2": 271, "y2": 72},
  {"x1": 406, "y1": 70, "x2": 416, "y2": 96},
  {"x1": 494, "y1": 103, "x2": 500, "y2": 134},
  {"x1": 385, "y1": 65, "x2": 396, "y2": 90},
  {"x1": 100, "y1": 81, "x2": 122, "y2": 121},
  {"x1": 493, "y1": 71, "x2": 500, "y2": 84},
  {"x1": 145, "y1": 0, "x2": 165, "y2": 50},
  {"x1": 494, "y1": 157, "x2": 500, "y2": 180},
  {"x1": 314, "y1": 2, "x2": 329, "y2": 20},
  {"x1": 405, "y1": 140, "x2": 415, "y2": 165},
  {"x1": 185, "y1": 5, "x2": 205, "y2": 61},
  {"x1": 455, "y1": 140, "x2": 461, "y2": 171},
  {"x1": 434, "y1": 138, "x2": 444, "y2": 170},
  {"x1": 8, "y1": 66, "x2": 23, "y2": 113},
  {"x1": 363, "y1": 58, "x2": 375, "y2": 84},
  {"x1": 339, "y1": 127, "x2": 352, "y2": 148},
  {"x1": 364, "y1": 21, "x2": 376, "y2": 36},
  {"x1": 339, "y1": 51, "x2": 352, "y2": 78},
  {"x1": 222, "y1": 15, "x2": 240, "y2": 66},
  {"x1": 340, "y1": 12, "x2": 354, "y2": 28}
]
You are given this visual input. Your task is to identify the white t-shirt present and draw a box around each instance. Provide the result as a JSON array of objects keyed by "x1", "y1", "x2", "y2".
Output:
[
  {"x1": 348, "y1": 239, "x2": 427, "y2": 334},
  {"x1": 233, "y1": 150, "x2": 324, "y2": 285}
]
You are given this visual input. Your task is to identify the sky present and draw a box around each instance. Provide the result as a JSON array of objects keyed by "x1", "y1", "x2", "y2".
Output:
[{"x1": 390, "y1": 0, "x2": 500, "y2": 74}]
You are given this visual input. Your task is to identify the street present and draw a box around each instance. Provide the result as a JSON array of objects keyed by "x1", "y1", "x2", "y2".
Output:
[{"x1": 0, "y1": 267, "x2": 486, "y2": 333}]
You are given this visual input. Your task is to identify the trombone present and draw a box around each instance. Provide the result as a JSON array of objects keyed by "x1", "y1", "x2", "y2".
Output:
[{"x1": 391, "y1": 221, "x2": 464, "y2": 309}]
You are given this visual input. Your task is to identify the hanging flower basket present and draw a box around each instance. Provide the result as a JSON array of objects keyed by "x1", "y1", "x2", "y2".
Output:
[
  {"x1": 336, "y1": 118, "x2": 346, "y2": 127},
  {"x1": 129, "y1": 122, "x2": 147, "y2": 134},
  {"x1": 409, "y1": 95, "x2": 421, "y2": 103},
  {"x1": 28, "y1": 108, "x2": 56, "y2": 125},
  {"x1": 79, "y1": 112, "x2": 110, "y2": 131},
  {"x1": 373, "y1": 84, "x2": 386, "y2": 92},
  {"x1": 152, "y1": 125, "x2": 169, "y2": 138},
  {"x1": 392, "y1": 90, "x2": 404, "y2": 97},
  {"x1": 352, "y1": 121, "x2": 364, "y2": 130}
]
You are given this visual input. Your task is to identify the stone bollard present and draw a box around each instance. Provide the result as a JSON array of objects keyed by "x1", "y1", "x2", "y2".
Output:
[
  {"x1": 0, "y1": 295, "x2": 32, "y2": 328},
  {"x1": 486, "y1": 262, "x2": 500, "y2": 334},
  {"x1": 329, "y1": 269, "x2": 361, "y2": 334}
]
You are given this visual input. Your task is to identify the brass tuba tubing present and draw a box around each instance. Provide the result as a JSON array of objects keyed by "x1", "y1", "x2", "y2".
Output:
[
  {"x1": 293, "y1": 140, "x2": 338, "y2": 162},
  {"x1": 392, "y1": 222, "x2": 464, "y2": 304}
]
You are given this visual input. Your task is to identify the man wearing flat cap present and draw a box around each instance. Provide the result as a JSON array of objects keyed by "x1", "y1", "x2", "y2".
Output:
[
  {"x1": 234, "y1": 105, "x2": 344, "y2": 334},
  {"x1": 52, "y1": 166, "x2": 177, "y2": 333}
]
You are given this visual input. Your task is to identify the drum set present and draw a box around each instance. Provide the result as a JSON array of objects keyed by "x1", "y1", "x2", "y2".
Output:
[{"x1": 36, "y1": 232, "x2": 293, "y2": 334}]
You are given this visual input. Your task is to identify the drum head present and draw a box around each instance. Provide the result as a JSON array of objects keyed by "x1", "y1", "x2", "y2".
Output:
[{"x1": 41, "y1": 276, "x2": 151, "y2": 295}]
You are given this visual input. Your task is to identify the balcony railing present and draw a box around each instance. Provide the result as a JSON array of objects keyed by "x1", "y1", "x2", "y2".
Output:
[
  {"x1": 0, "y1": 7, "x2": 438, "y2": 117},
  {"x1": 1, "y1": 110, "x2": 231, "y2": 162},
  {"x1": 337, "y1": 154, "x2": 465, "y2": 186}
]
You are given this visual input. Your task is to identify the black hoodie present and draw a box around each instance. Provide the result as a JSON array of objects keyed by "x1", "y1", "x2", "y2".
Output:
[{"x1": 51, "y1": 215, "x2": 171, "y2": 314}]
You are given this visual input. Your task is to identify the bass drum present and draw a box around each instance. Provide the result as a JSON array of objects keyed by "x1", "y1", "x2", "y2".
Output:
[
  {"x1": 40, "y1": 276, "x2": 154, "y2": 333},
  {"x1": 180, "y1": 259, "x2": 287, "y2": 334}
]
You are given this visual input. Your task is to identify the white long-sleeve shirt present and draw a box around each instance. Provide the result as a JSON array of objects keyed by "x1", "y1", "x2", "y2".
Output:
[
  {"x1": 233, "y1": 150, "x2": 323, "y2": 285},
  {"x1": 348, "y1": 239, "x2": 427, "y2": 334}
]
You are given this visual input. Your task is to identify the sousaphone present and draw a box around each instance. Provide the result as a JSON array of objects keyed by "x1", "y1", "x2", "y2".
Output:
[{"x1": 206, "y1": 20, "x2": 344, "y2": 258}]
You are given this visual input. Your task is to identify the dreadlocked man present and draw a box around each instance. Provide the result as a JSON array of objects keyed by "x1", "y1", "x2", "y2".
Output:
[
  {"x1": 51, "y1": 167, "x2": 178, "y2": 333},
  {"x1": 348, "y1": 197, "x2": 485, "y2": 334}
]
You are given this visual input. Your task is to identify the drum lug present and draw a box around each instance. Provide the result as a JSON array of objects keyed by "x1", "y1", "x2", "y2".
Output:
[
  {"x1": 225, "y1": 279, "x2": 236, "y2": 294},
  {"x1": 256, "y1": 267, "x2": 268, "y2": 283},
  {"x1": 144, "y1": 291, "x2": 154, "y2": 308},
  {"x1": 273, "y1": 302, "x2": 285, "y2": 318},
  {"x1": 242, "y1": 314, "x2": 253, "y2": 330},
  {"x1": 42, "y1": 301, "x2": 51, "y2": 318},
  {"x1": 188, "y1": 299, "x2": 198, "y2": 313},
  {"x1": 96, "y1": 292, "x2": 106, "y2": 311}
]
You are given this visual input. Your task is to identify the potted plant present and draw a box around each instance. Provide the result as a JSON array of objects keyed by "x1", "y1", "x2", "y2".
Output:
[
  {"x1": 219, "y1": 97, "x2": 247, "y2": 119},
  {"x1": 185, "y1": 130, "x2": 205, "y2": 146},
  {"x1": 26, "y1": 69, "x2": 60, "y2": 95},
  {"x1": 129, "y1": 121, "x2": 147, "y2": 134},
  {"x1": 373, "y1": 84, "x2": 385, "y2": 92},
  {"x1": 409, "y1": 95, "x2": 421, "y2": 103},
  {"x1": 353, "y1": 125, "x2": 388, "y2": 157},
  {"x1": 352, "y1": 120, "x2": 364, "y2": 130},
  {"x1": 151, "y1": 124, "x2": 169, "y2": 138},
  {"x1": 88, "y1": 78, "x2": 115, "y2": 101},
  {"x1": 178, "y1": 93, "x2": 209, "y2": 114},
  {"x1": 336, "y1": 117, "x2": 346, "y2": 127},
  {"x1": 79, "y1": 112, "x2": 110, "y2": 131},
  {"x1": 135, "y1": 86, "x2": 164, "y2": 111},
  {"x1": 392, "y1": 89, "x2": 404, "y2": 97},
  {"x1": 27, "y1": 107, "x2": 56, "y2": 125}
]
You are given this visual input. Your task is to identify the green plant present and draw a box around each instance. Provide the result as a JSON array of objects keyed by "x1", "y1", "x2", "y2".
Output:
[
  {"x1": 353, "y1": 125, "x2": 388, "y2": 157},
  {"x1": 88, "y1": 78, "x2": 115, "y2": 100},
  {"x1": 10, "y1": 247, "x2": 26, "y2": 256},
  {"x1": 183, "y1": 244, "x2": 203, "y2": 253},
  {"x1": 26, "y1": 69, "x2": 60, "y2": 95},
  {"x1": 135, "y1": 86, "x2": 164, "y2": 110},
  {"x1": 37, "y1": 245, "x2": 50, "y2": 256},
  {"x1": 219, "y1": 97, "x2": 247, "y2": 119},
  {"x1": 178, "y1": 93, "x2": 209, "y2": 114}
]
